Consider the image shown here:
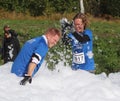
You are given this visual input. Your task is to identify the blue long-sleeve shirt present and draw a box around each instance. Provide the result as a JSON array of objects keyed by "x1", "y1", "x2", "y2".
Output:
[{"x1": 11, "y1": 35, "x2": 48, "y2": 77}]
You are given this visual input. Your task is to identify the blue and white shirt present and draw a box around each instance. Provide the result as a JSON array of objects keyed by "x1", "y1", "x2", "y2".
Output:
[{"x1": 68, "y1": 29, "x2": 95, "y2": 71}]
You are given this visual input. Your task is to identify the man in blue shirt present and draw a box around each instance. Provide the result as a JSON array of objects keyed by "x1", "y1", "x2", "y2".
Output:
[{"x1": 11, "y1": 28, "x2": 61, "y2": 85}]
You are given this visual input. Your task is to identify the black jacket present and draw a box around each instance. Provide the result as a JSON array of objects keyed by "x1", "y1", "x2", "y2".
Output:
[{"x1": 1, "y1": 30, "x2": 20, "y2": 63}]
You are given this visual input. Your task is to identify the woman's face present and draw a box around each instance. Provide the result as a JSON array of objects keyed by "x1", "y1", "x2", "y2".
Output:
[{"x1": 74, "y1": 18, "x2": 85, "y2": 33}]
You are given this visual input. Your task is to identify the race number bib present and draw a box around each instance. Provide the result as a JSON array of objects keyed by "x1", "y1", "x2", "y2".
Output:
[{"x1": 73, "y1": 52, "x2": 85, "y2": 64}]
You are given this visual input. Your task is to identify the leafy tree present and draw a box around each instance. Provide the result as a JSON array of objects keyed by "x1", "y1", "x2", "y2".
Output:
[
  {"x1": 84, "y1": 0, "x2": 100, "y2": 16},
  {"x1": 43, "y1": 0, "x2": 55, "y2": 17},
  {"x1": 99, "y1": 0, "x2": 120, "y2": 17},
  {"x1": 28, "y1": 0, "x2": 46, "y2": 16},
  {"x1": 0, "y1": 0, "x2": 28, "y2": 13},
  {"x1": 49, "y1": 0, "x2": 78, "y2": 14},
  {"x1": 0, "y1": 0, "x2": 120, "y2": 17}
]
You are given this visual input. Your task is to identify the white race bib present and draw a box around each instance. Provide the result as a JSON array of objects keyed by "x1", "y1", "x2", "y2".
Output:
[{"x1": 73, "y1": 52, "x2": 85, "y2": 64}]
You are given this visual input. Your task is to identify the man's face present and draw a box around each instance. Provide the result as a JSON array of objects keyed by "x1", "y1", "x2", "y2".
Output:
[
  {"x1": 4, "y1": 27, "x2": 10, "y2": 31},
  {"x1": 48, "y1": 34, "x2": 60, "y2": 48},
  {"x1": 74, "y1": 18, "x2": 85, "y2": 33}
]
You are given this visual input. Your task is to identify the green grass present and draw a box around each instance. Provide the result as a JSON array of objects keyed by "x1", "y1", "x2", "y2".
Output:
[
  {"x1": 89, "y1": 20, "x2": 120, "y2": 35},
  {"x1": 0, "y1": 19, "x2": 58, "y2": 36}
]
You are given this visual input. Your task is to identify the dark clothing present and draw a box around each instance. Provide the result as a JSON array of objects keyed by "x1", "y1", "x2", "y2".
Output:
[
  {"x1": 1, "y1": 30, "x2": 20, "y2": 63},
  {"x1": 8, "y1": 30, "x2": 18, "y2": 37},
  {"x1": 72, "y1": 31, "x2": 90, "y2": 43}
]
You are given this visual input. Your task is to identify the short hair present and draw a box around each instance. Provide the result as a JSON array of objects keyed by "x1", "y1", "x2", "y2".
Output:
[
  {"x1": 73, "y1": 13, "x2": 88, "y2": 29},
  {"x1": 45, "y1": 28, "x2": 61, "y2": 38}
]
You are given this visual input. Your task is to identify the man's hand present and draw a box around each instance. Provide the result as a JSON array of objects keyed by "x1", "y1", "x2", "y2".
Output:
[{"x1": 20, "y1": 75, "x2": 32, "y2": 85}]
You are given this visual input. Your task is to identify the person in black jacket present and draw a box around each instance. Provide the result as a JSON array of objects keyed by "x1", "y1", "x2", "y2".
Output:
[{"x1": 0, "y1": 25, "x2": 20, "y2": 64}]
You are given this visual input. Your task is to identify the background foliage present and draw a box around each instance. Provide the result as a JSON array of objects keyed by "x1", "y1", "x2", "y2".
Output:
[{"x1": 0, "y1": 0, "x2": 120, "y2": 17}]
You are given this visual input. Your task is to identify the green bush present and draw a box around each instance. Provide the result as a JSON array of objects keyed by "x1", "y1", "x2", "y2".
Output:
[{"x1": 93, "y1": 32, "x2": 120, "y2": 74}]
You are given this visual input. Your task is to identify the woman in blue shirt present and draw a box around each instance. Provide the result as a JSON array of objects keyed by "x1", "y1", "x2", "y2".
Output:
[{"x1": 62, "y1": 13, "x2": 95, "y2": 72}]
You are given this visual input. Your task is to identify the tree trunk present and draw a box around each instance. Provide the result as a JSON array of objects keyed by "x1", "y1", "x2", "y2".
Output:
[{"x1": 80, "y1": 0, "x2": 85, "y2": 13}]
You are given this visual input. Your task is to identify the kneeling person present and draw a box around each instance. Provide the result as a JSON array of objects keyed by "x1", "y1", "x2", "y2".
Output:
[{"x1": 11, "y1": 28, "x2": 61, "y2": 85}]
